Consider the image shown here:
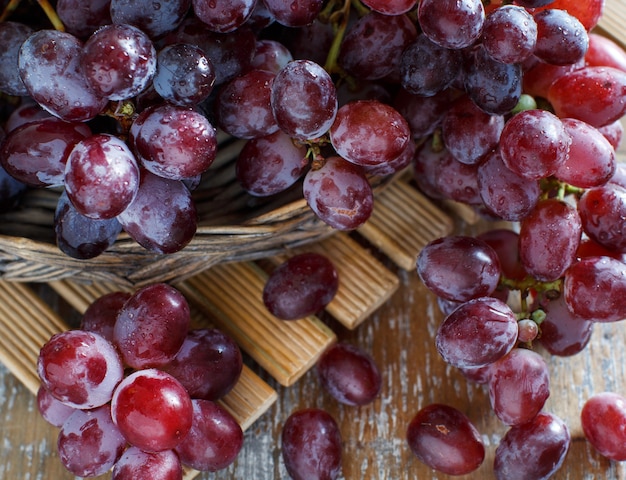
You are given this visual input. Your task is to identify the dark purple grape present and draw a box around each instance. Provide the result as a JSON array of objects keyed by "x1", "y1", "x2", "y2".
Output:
[
  {"x1": 0, "y1": 118, "x2": 90, "y2": 187},
  {"x1": 418, "y1": 0, "x2": 485, "y2": 49},
  {"x1": 162, "y1": 328, "x2": 243, "y2": 401},
  {"x1": 433, "y1": 152, "x2": 482, "y2": 205},
  {"x1": 393, "y1": 88, "x2": 459, "y2": 139},
  {"x1": 0, "y1": 165, "x2": 27, "y2": 211},
  {"x1": 134, "y1": 104, "x2": 217, "y2": 180},
  {"x1": 56, "y1": 0, "x2": 112, "y2": 38},
  {"x1": 153, "y1": 43, "x2": 216, "y2": 106},
  {"x1": 533, "y1": 9, "x2": 589, "y2": 66},
  {"x1": 112, "y1": 447, "x2": 182, "y2": 480},
  {"x1": 361, "y1": 0, "x2": 417, "y2": 15},
  {"x1": 250, "y1": 39, "x2": 293, "y2": 74},
  {"x1": 581, "y1": 392, "x2": 626, "y2": 461},
  {"x1": 82, "y1": 23, "x2": 157, "y2": 100},
  {"x1": 436, "y1": 297, "x2": 518, "y2": 369},
  {"x1": 578, "y1": 183, "x2": 626, "y2": 252},
  {"x1": 64, "y1": 134, "x2": 140, "y2": 219},
  {"x1": 407, "y1": 403, "x2": 485, "y2": 475},
  {"x1": 494, "y1": 412, "x2": 570, "y2": 480},
  {"x1": 57, "y1": 405, "x2": 127, "y2": 477},
  {"x1": 235, "y1": 130, "x2": 308, "y2": 196},
  {"x1": 477, "y1": 229, "x2": 528, "y2": 281},
  {"x1": 338, "y1": 12, "x2": 417, "y2": 81},
  {"x1": 463, "y1": 45, "x2": 522, "y2": 115},
  {"x1": 113, "y1": 283, "x2": 190, "y2": 369},
  {"x1": 192, "y1": 0, "x2": 256, "y2": 33},
  {"x1": 329, "y1": 100, "x2": 411, "y2": 168},
  {"x1": 416, "y1": 235, "x2": 501, "y2": 303},
  {"x1": 18, "y1": 30, "x2": 108, "y2": 122},
  {"x1": 79, "y1": 291, "x2": 131, "y2": 343},
  {"x1": 271, "y1": 59, "x2": 337, "y2": 140},
  {"x1": 538, "y1": 293, "x2": 594, "y2": 356},
  {"x1": 174, "y1": 399, "x2": 243, "y2": 472},
  {"x1": 54, "y1": 190, "x2": 123, "y2": 260},
  {"x1": 518, "y1": 199, "x2": 582, "y2": 281},
  {"x1": 109, "y1": 0, "x2": 191, "y2": 39},
  {"x1": 263, "y1": 252, "x2": 339, "y2": 320},
  {"x1": 400, "y1": 33, "x2": 462, "y2": 96},
  {"x1": 262, "y1": 0, "x2": 323, "y2": 27},
  {"x1": 0, "y1": 21, "x2": 34, "y2": 96},
  {"x1": 116, "y1": 171, "x2": 198, "y2": 254},
  {"x1": 302, "y1": 156, "x2": 374, "y2": 231},
  {"x1": 316, "y1": 343, "x2": 382, "y2": 406},
  {"x1": 216, "y1": 68, "x2": 279, "y2": 139},
  {"x1": 481, "y1": 5, "x2": 537, "y2": 64},
  {"x1": 488, "y1": 348, "x2": 550, "y2": 426},
  {"x1": 281, "y1": 408, "x2": 342, "y2": 480}
]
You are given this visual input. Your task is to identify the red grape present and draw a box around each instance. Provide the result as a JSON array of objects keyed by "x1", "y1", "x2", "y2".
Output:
[
  {"x1": 79, "y1": 291, "x2": 131, "y2": 344},
  {"x1": 581, "y1": 392, "x2": 626, "y2": 461},
  {"x1": 417, "y1": 0, "x2": 485, "y2": 50},
  {"x1": 481, "y1": 5, "x2": 537, "y2": 64},
  {"x1": 533, "y1": 9, "x2": 589, "y2": 66},
  {"x1": 192, "y1": 0, "x2": 256, "y2": 33},
  {"x1": 538, "y1": 293, "x2": 594, "y2": 356},
  {"x1": 37, "y1": 386, "x2": 75, "y2": 428},
  {"x1": 0, "y1": 21, "x2": 33, "y2": 96},
  {"x1": 578, "y1": 183, "x2": 626, "y2": 252},
  {"x1": 112, "y1": 447, "x2": 183, "y2": 480}
]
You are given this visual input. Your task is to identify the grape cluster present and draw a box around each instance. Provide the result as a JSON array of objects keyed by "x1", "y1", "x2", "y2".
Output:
[{"x1": 36, "y1": 283, "x2": 244, "y2": 478}]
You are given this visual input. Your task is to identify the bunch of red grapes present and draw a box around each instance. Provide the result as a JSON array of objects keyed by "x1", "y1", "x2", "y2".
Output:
[{"x1": 3, "y1": 0, "x2": 626, "y2": 477}]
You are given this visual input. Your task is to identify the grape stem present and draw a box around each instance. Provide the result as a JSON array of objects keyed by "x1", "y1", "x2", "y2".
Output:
[
  {"x1": 0, "y1": 0, "x2": 65, "y2": 30},
  {"x1": 0, "y1": 0, "x2": 20, "y2": 23}
]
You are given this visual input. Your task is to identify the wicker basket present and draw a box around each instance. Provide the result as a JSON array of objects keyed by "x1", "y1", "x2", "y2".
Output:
[{"x1": 0, "y1": 132, "x2": 396, "y2": 287}]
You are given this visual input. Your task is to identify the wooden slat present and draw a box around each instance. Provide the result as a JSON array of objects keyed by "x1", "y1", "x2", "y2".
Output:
[
  {"x1": 48, "y1": 279, "x2": 277, "y2": 432},
  {"x1": 358, "y1": 179, "x2": 455, "y2": 270},
  {"x1": 178, "y1": 262, "x2": 337, "y2": 386},
  {"x1": 597, "y1": 0, "x2": 626, "y2": 48},
  {"x1": 269, "y1": 232, "x2": 400, "y2": 329}
]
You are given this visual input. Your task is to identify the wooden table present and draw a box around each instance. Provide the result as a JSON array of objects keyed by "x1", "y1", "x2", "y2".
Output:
[{"x1": 4, "y1": 2, "x2": 626, "y2": 479}]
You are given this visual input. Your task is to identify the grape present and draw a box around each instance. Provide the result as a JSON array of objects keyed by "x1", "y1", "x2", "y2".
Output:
[
  {"x1": 463, "y1": 45, "x2": 522, "y2": 115},
  {"x1": 577, "y1": 237, "x2": 626, "y2": 262},
  {"x1": 134, "y1": 104, "x2": 217, "y2": 180},
  {"x1": 112, "y1": 446, "x2": 183, "y2": 480},
  {"x1": 499, "y1": 109, "x2": 571, "y2": 180},
  {"x1": 394, "y1": 88, "x2": 460, "y2": 140},
  {"x1": 262, "y1": 0, "x2": 323, "y2": 27},
  {"x1": 477, "y1": 229, "x2": 527, "y2": 281},
  {"x1": 55, "y1": 0, "x2": 112, "y2": 38},
  {"x1": 263, "y1": 252, "x2": 339, "y2": 320},
  {"x1": 412, "y1": 139, "x2": 448, "y2": 199},
  {"x1": 316, "y1": 342, "x2": 382, "y2": 406},
  {"x1": 57, "y1": 405, "x2": 126, "y2": 477},
  {"x1": 598, "y1": 118, "x2": 624, "y2": 150},
  {"x1": 18, "y1": 30, "x2": 108, "y2": 122},
  {"x1": 533, "y1": 9, "x2": 589, "y2": 66},
  {"x1": 174, "y1": 399, "x2": 244, "y2": 472},
  {"x1": 406, "y1": 404, "x2": 485, "y2": 476},
  {"x1": 554, "y1": 118, "x2": 616, "y2": 188},
  {"x1": 79, "y1": 291, "x2": 131, "y2": 344},
  {"x1": 37, "y1": 330, "x2": 124, "y2": 409},
  {"x1": 0, "y1": 21, "x2": 34, "y2": 96},
  {"x1": 4, "y1": 101, "x2": 53, "y2": 132},
  {"x1": 547, "y1": 66, "x2": 626, "y2": 128},
  {"x1": 363, "y1": 137, "x2": 415, "y2": 177},
  {"x1": 586, "y1": 32, "x2": 626, "y2": 72},
  {"x1": 517, "y1": 319, "x2": 539, "y2": 343},
  {"x1": 283, "y1": 19, "x2": 334, "y2": 67},
  {"x1": 494, "y1": 412, "x2": 570, "y2": 480},
  {"x1": 329, "y1": 100, "x2": 410, "y2": 167},
  {"x1": 480, "y1": 5, "x2": 537, "y2": 64},
  {"x1": 362, "y1": 0, "x2": 417, "y2": 15},
  {"x1": 235, "y1": 130, "x2": 308, "y2": 196},
  {"x1": 302, "y1": 156, "x2": 373, "y2": 231},
  {"x1": 538, "y1": 293, "x2": 594, "y2": 356},
  {"x1": 488, "y1": 348, "x2": 550, "y2": 426},
  {"x1": 521, "y1": 57, "x2": 582, "y2": 99},
  {"x1": 0, "y1": 118, "x2": 90, "y2": 188},
  {"x1": 152, "y1": 43, "x2": 216, "y2": 106},
  {"x1": 417, "y1": 0, "x2": 485, "y2": 50},
  {"x1": 113, "y1": 283, "x2": 190, "y2": 369},
  {"x1": 477, "y1": 150, "x2": 542, "y2": 221},
  {"x1": 109, "y1": 0, "x2": 191, "y2": 39},
  {"x1": 215, "y1": 69, "x2": 279, "y2": 139},
  {"x1": 161, "y1": 328, "x2": 243, "y2": 401},
  {"x1": 244, "y1": 0, "x2": 275, "y2": 31},
  {"x1": 37, "y1": 386, "x2": 75, "y2": 428},
  {"x1": 54, "y1": 190, "x2": 123, "y2": 259},
  {"x1": 250, "y1": 39, "x2": 293, "y2": 74},
  {"x1": 515, "y1": 0, "x2": 555, "y2": 6},
  {"x1": 436, "y1": 297, "x2": 518, "y2": 369},
  {"x1": 0, "y1": 165, "x2": 27, "y2": 211},
  {"x1": 271, "y1": 59, "x2": 337, "y2": 140},
  {"x1": 581, "y1": 392, "x2": 626, "y2": 461},
  {"x1": 64, "y1": 134, "x2": 140, "y2": 219},
  {"x1": 433, "y1": 153, "x2": 482, "y2": 205},
  {"x1": 416, "y1": 235, "x2": 501, "y2": 303},
  {"x1": 338, "y1": 12, "x2": 418, "y2": 82},
  {"x1": 193, "y1": 0, "x2": 256, "y2": 33},
  {"x1": 563, "y1": 256, "x2": 626, "y2": 322},
  {"x1": 168, "y1": 18, "x2": 256, "y2": 85},
  {"x1": 111, "y1": 369, "x2": 193, "y2": 452},
  {"x1": 116, "y1": 170, "x2": 198, "y2": 254},
  {"x1": 518, "y1": 199, "x2": 582, "y2": 282},
  {"x1": 532, "y1": 0, "x2": 604, "y2": 31},
  {"x1": 578, "y1": 183, "x2": 626, "y2": 252},
  {"x1": 281, "y1": 408, "x2": 342, "y2": 480},
  {"x1": 399, "y1": 33, "x2": 463, "y2": 97},
  {"x1": 441, "y1": 96, "x2": 504, "y2": 165}
]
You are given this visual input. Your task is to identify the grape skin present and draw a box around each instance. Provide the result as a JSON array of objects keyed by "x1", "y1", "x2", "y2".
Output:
[
  {"x1": 0, "y1": 21, "x2": 33, "y2": 96},
  {"x1": 581, "y1": 392, "x2": 626, "y2": 461},
  {"x1": 533, "y1": 9, "x2": 589, "y2": 66},
  {"x1": 417, "y1": 0, "x2": 485, "y2": 50},
  {"x1": 578, "y1": 183, "x2": 626, "y2": 252},
  {"x1": 37, "y1": 386, "x2": 75, "y2": 428},
  {"x1": 112, "y1": 447, "x2": 182, "y2": 480}
]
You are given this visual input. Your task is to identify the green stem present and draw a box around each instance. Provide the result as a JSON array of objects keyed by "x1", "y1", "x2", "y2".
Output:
[
  {"x1": 323, "y1": 0, "x2": 352, "y2": 74},
  {"x1": 0, "y1": 0, "x2": 21, "y2": 23},
  {"x1": 37, "y1": 0, "x2": 66, "y2": 31}
]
